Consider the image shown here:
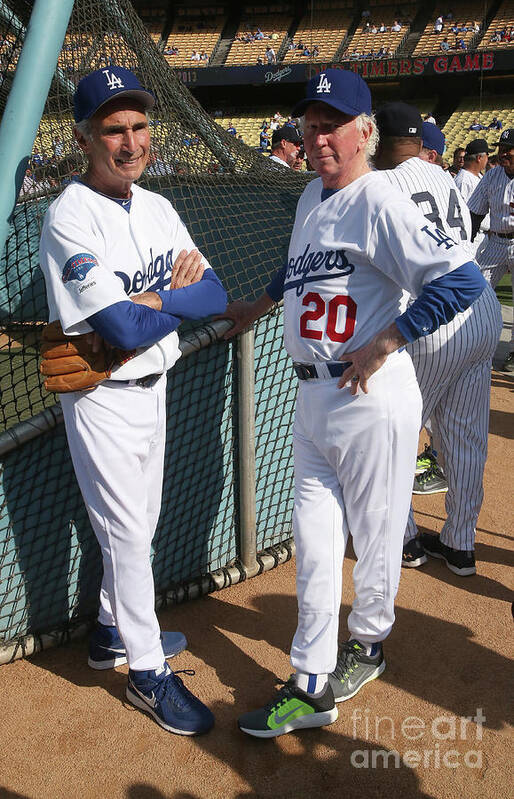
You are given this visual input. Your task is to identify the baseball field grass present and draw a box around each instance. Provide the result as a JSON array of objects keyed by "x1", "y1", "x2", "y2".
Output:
[{"x1": 495, "y1": 273, "x2": 512, "y2": 307}]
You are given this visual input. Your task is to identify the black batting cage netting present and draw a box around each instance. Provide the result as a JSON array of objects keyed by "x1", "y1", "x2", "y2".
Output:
[{"x1": 0, "y1": 0, "x2": 311, "y2": 660}]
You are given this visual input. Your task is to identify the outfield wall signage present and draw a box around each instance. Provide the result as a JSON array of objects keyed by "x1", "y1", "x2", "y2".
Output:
[{"x1": 174, "y1": 50, "x2": 513, "y2": 87}]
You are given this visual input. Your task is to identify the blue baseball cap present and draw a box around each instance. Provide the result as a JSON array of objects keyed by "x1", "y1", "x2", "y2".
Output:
[
  {"x1": 422, "y1": 122, "x2": 446, "y2": 155},
  {"x1": 73, "y1": 66, "x2": 155, "y2": 123},
  {"x1": 292, "y1": 69, "x2": 372, "y2": 118}
]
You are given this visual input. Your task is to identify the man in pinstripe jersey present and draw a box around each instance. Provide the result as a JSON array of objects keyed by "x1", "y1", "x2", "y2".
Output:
[
  {"x1": 468, "y1": 128, "x2": 514, "y2": 373},
  {"x1": 454, "y1": 138, "x2": 491, "y2": 256},
  {"x1": 374, "y1": 104, "x2": 503, "y2": 576}
]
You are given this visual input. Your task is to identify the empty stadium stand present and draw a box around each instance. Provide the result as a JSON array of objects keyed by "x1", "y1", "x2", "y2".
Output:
[
  {"x1": 478, "y1": 0, "x2": 514, "y2": 49},
  {"x1": 442, "y1": 94, "x2": 514, "y2": 156},
  {"x1": 135, "y1": 3, "x2": 166, "y2": 46},
  {"x1": 0, "y1": 31, "x2": 20, "y2": 73},
  {"x1": 282, "y1": 4, "x2": 353, "y2": 64},
  {"x1": 343, "y1": 3, "x2": 416, "y2": 60},
  {"x1": 413, "y1": 4, "x2": 485, "y2": 56},
  {"x1": 163, "y1": 7, "x2": 226, "y2": 67},
  {"x1": 224, "y1": 6, "x2": 292, "y2": 66}
]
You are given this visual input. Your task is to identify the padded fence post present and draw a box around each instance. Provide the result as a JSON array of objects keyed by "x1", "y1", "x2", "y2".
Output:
[
  {"x1": 237, "y1": 326, "x2": 259, "y2": 577},
  {"x1": 0, "y1": 0, "x2": 75, "y2": 261}
]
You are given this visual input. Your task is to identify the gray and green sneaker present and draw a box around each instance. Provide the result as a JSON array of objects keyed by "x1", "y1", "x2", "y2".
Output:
[
  {"x1": 412, "y1": 464, "x2": 448, "y2": 495},
  {"x1": 329, "y1": 640, "x2": 385, "y2": 702},
  {"x1": 415, "y1": 444, "x2": 438, "y2": 475},
  {"x1": 238, "y1": 677, "x2": 338, "y2": 738}
]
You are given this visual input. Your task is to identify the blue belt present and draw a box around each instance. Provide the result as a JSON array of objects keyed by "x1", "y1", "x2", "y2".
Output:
[{"x1": 293, "y1": 361, "x2": 352, "y2": 380}]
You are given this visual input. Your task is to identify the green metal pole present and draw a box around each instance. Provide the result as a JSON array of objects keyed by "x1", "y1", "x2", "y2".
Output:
[
  {"x1": 0, "y1": 0, "x2": 75, "y2": 260},
  {"x1": 238, "y1": 326, "x2": 259, "y2": 577}
]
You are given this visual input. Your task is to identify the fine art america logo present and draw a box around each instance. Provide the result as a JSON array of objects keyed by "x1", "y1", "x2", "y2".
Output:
[
  {"x1": 349, "y1": 707, "x2": 486, "y2": 770},
  {"x1": 265, "y1": 66, "x2": 292, "y2": 83}
]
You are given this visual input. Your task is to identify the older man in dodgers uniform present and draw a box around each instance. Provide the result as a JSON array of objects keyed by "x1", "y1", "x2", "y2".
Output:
[
  {"x1": 39, "y1": 66, "x2": 226, "y2": 735},
  {"x1": 219, "y1": 69, "x2": 486, "y2": 738}
]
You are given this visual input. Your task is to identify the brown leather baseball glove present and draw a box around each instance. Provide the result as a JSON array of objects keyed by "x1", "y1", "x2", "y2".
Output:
[{"x1": 39, "y1": 320, "x2": 135, "y2": 393}]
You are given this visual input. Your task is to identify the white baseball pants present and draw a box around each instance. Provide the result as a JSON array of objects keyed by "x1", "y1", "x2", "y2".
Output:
[
  {"x1": 60, "y1": 376, "x2": 167, "y2": 670},
  {"x1": 404, "y1": 284, "x2": 503, "y2": 551},
  {"x1": 290, "y1": 350, "x2": 422, "y2": 675}
]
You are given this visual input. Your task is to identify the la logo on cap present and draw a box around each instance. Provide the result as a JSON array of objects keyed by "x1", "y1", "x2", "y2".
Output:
[
  {"x1": 102, "y1": 69, "x2": 125, "y2": 91},
  {"x1": 316, "y1": 74, "x2": 332, "y2": 94}
]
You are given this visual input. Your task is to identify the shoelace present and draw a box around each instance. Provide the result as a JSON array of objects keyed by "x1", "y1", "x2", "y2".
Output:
[
  {"x1": 418, "y1": 463, "x2": 442, "y2": 483},
  {"x1": 261, "y1": 678, "x2": 297, "y2": 713},
  {"x1": 155, "y1": 669, "x2": 197, "y2": 710},
  {"x1": 418, "y1": 445, "x2": 434, "y2": 465},
  {"x1": 331, "y1": 643, "x2": 363, "y2": 682}
]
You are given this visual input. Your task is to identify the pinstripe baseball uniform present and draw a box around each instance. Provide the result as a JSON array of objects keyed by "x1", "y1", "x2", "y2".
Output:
[
  {"x1": 454, "y1": 168, "x2": 489, "y2": 254},
  {"x1": 381, "y1": 158, "x2": 503, "y2": 552},
  {"x1": 468, "y1": 165, "x2": 514, "y2": 350}
]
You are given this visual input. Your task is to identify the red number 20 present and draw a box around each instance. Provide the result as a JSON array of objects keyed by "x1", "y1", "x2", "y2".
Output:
[{"x1": 299, "y1": 292, "x2": 357, "y2": 343}]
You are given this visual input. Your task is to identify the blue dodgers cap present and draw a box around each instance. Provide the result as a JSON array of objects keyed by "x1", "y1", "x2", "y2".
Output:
[
  {"x1": 73, "y1": 66, "x2": 155, "y2": 123},
  {"x1": 422, "y1": 121, "x2": 446, "y2": 155},
  {"x1": 292, "y1": 69, "x2": 372, "y2": 118}
]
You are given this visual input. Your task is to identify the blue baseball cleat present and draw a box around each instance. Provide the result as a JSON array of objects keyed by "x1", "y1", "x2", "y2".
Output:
[
  {"x1": 88, "y1": 623, "x2": 187, "y2": 670},
  {"x1": 127, "y1": 663, "x2": 215, "y2": 735}
]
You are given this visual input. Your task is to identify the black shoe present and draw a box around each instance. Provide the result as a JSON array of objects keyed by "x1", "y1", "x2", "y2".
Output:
[
  {"x1": 421, "y1": 533, "x2": 476, "y2": 576},
  {"x1": 501, "y1": 352, "x2": 514, "y2": 373},
  {"x1": 402, "y1": 538, "x2": 427, "y2": 568},
  {"x1": 238, "y1": 677, "x2": 338, "y2": 738},
  {"x1": 413, "y1": 465, "x2": 448, "y2": 495}
]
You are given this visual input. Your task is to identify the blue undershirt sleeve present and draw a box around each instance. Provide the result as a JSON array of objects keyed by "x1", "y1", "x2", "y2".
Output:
[
  {"x1": 266, "y1": 263, "x2": 287, "y2": 302},
  {"x1": 156, "y1": 269, "x2": 227, "y2": 319},
  {"x1": 87, "y1": 301, "x2": 182, "y2": 350},
  {"x1": 395, "y1": 261, "x2": 486, "y2": 343}
]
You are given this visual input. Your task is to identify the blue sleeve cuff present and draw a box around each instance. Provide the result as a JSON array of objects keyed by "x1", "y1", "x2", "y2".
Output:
[
  {"x1": 395, "y1": 262, "x2": 486, "y2": 342},
  {"x1": 88, "y1": 301, "x2": 182, "y2": 350},
  {"x1": 156, "y1": 269, "x2": 227, "y2": 319},
  {"x1": 266, "y1": 263, "x2": 287, "y2": 302}
]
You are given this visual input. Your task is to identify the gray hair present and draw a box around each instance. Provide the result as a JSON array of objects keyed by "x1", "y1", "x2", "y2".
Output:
[
  {"x1": 74, "y1": 110, "x2": 150, "y2": 141},
  {"x1": 74, "y1": 118, "x2": 93, "y2": 140},
  {"x1": 464, "y1": 152, "x2": 487, "y2": 162},
  {"x1": 355, "y1": 112, "x2": 379, "y2": 160},
  {"x1": 298, "y1": 109, "x2": 379, "y2": 161}
]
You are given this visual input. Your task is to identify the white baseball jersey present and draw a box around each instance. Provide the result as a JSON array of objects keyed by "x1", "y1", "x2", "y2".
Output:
[
  {"x1": 384, "y1": 158, "x2": 473, "y2": 252},
  {"x1": 467, "y1": 165, "x2": 514, "y2": 348},
  {"x1": 269, "y1": 154, "x2": 289, "y2": 167},
  {"x1": 454, "y1": 168, "x2": 490, "y2": 240},
  {"x1": 468, "y1": 165, "x2": 514, "y2": 233},
  {"x1": 39, "y1": 180, "x2": 212, "y2": 380},
  {"x1": 454, "y1": 167, "x2": 480, "y2": 202},
  {"x1": 283, "y1": 172, "x2": 470, "y2": 364},
  {"x1": 380, "y1": 156, "x2": 503, "y2": 553}
]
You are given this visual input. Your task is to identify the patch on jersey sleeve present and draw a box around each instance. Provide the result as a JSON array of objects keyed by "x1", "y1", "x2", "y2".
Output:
[{"x1": 62, "y1": 253, "x2": 98, "y2": 283}]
